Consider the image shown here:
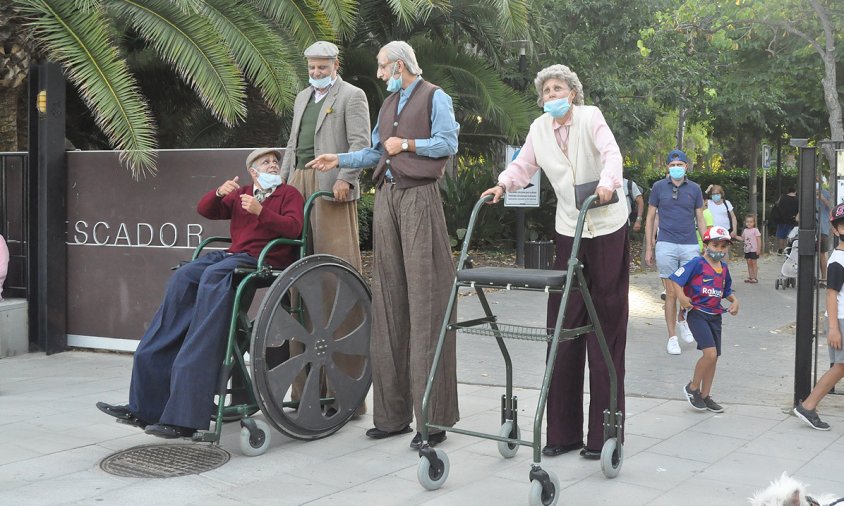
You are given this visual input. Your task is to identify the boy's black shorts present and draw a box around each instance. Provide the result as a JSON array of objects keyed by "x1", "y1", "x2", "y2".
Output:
[{"x1": 744, "y1": 252, "x2": 759, "y2": 260}]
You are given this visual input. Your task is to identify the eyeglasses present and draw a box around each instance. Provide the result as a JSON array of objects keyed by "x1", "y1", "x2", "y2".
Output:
[{"x1": 672, "y1": 186, "x2": 679, "y2": 200}]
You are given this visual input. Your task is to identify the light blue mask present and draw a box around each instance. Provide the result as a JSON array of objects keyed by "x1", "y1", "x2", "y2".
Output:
[
  {"x1": 669, "y1": 167, "x2": 686, "y2": 180},
  {"x1": 309, "y1": 75, "x2": 332, "y2": 89},
  {"x1": 706, "y1": 249, "x2": 726, "y2": 262},
  {"x1": 543, "y1": 98, "x2": 571, "y2": 118},
  {"x1": 711, "y1": 194, "x2": 722, "y2": 202},
  {"x1": 256, "y1": 172, "x2": 282, "y2": 191},
  {"x1": 386, "y1": 63, "x2": 402, "y2": 92}
]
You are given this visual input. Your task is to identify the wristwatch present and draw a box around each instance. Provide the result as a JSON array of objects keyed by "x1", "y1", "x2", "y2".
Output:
[{"x1": 401, "y1": 139, "x2": 409, "y2": 151}]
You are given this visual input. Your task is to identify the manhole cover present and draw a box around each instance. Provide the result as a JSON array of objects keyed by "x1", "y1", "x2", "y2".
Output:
[{"x1": 100, "y1": 443, "x2": 230, "y2": 478}]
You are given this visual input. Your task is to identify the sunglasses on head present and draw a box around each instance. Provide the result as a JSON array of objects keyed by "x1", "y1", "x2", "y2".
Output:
[{"x1": 672, "y1": 186, "x2": 679, "y2": 200}]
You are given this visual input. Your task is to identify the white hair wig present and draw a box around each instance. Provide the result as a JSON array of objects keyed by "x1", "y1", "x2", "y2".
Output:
[
  {"x1": 533, "y1": 64, "x2": 584, "y2": 108},
  {"x1": 380, "y1": 41, "x2": 423, "y2": 76}
]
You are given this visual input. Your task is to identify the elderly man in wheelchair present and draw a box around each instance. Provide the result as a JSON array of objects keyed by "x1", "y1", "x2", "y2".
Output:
[{"x1": 97, "y1": 148, "x2": 305, "y2": 439}]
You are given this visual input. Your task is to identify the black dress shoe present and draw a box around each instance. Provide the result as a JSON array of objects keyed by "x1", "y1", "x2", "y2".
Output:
[
  {"x1": 365, "y1": 425, "x2": 412, "y2": 439},
  {"x1": 144, "y1": 423, "x2": 196, "y2": 439},
  {"x1": 97, "y1": 402, "x2": 149, "y2": 429},
  {"x1": 542, "y1": 441, "x2": 584, "y2": 456},
  {"x1": 96, "y1": 402, "x2": 134, "y2": 420},
  {"x1": 579, "y1": 448, "x2": 601, "y2": 460},
  {"x1": 410, "y1": 431, "x2": 446, "y2": 450}
]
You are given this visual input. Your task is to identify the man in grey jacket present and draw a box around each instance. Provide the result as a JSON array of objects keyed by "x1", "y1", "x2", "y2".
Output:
[{"x1": 280, "y1": 41, "x2": 371, "y2": 416}]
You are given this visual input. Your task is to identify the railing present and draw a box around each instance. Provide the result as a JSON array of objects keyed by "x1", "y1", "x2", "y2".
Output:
[{"x1": 0, "y1": 152, "x2": 29, "y2": 299}]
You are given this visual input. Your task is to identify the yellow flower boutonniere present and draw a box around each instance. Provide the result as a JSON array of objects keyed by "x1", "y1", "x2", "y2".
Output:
[{"x1": 326, "y1": 107, "x2": 334, "y2": 114}]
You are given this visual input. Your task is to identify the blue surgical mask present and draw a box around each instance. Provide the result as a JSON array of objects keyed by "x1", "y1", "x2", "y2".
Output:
[
  {"x1": 256, "y1": 172, "x2": 282, "y2": 191},
  {"x1": 706, "y1": 249, "x2": 726, "y2": 262},
  {"x1": 711, "y1": 194, "x2": 722, "y2": 202},
  {"x1": 386, "y1": 63, "x2": 402, "y2": 92},
  {"x1": 309, "y1": 75, "x2": 332, "y2": 89},
  {"x1": 669, "y1": 167, "x2": 686, "y2": 180},
  {"x1": 543, "y1": 98, "x2": 571, "y2": 118}
]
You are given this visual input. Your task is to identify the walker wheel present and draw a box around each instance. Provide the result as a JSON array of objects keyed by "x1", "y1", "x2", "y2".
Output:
[
  {"x1": 527, "y1": 469, "x2": 560, "y2": 506},
  {"x1": 497, "y1": 421, "x2": 520, "y2": 458},
  {"x1": 417, "y1": 448, "x2": 449, "y2": 490},
  {"x1": 600, "y1": 437, "x2": 623, "y2": 478},
  {"x1": 775, "y1": 279, "x2": 781, "y2": 290}
]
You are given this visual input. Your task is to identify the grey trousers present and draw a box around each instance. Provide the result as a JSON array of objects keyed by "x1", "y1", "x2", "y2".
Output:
[{"x1": 371, "y1": 182, "x2": 459, "y2": 432}]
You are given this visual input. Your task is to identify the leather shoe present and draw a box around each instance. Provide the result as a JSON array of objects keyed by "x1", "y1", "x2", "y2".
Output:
[
  {"x1": 96, "y1": 402, "x2": 134, "y2": 420},
  {"x1": 365, "y1": 425, "x2": 412, "y2": 439},
  {"x1": 144, "y1": 423, "x2": 196, "y2": 439},
  {"x1": 541, "y1": 441, "x2": 584, "y2": 456},
  {"x1": 579, "y1": 448, "x2": 601, "y2": 460},
  {"x1": 410, "y1": 431, "x2": 446, "y2": 450},
  {"x1": 97, "y1": 402, "x2": 149, "y2": 429}
]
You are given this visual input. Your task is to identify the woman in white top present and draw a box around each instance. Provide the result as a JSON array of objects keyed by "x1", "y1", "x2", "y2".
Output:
[{"x1": 705, "y1": 185, "x2": 738, "y2": 238}]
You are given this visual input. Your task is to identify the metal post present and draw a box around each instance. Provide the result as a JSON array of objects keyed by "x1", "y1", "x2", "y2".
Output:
[
  {"x1": 794, "y1": 146, "x2": 816, "y2": 405},
  {"x1": 514, "y1": 45, "x2": 527, "y2": 267},
  {"x1": 32, "y1": 62, "x2": 67, "y2": 354}
]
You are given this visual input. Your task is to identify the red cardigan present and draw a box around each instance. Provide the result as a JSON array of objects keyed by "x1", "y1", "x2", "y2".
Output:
[{"x1": 197, "y1": 184, "x2": 304, "y2": 268}]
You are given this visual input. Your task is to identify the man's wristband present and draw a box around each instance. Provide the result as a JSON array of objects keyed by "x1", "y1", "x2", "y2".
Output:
[
  {"x1": 496, "y1": 182, "x2": 506, "y2": 192},
  {"x1": 215, "y1": 188, "x2": 223, "y2": 198}
]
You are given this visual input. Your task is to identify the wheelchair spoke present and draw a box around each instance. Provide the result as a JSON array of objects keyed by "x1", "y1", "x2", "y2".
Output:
[
  {"x1": 331, "y1": 322, "x2": 370, "y2": 356},
  {"x1": 296, "y1": 273, "x2": 327, "y2": 332},
  {"x1": 265, "y1": 352, "x2": 308, "y2": 394},
  {"x1": 266, "y1": 303, "x2": 312, "y2": 348},
  {"x1": 325, "y1": 280, "x2": 362, "y2": 335},
  {"x1": 296, "y1": 363, "x2": 324, "y2": 420},
  {"x1": 324, "y1": 362, "x2": 363, "y2": 402}
]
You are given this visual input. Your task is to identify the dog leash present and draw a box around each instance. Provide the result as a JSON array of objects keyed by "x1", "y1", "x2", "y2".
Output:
[{"x1": 808, "y1": 496, "x2": 844, "y2": 506}]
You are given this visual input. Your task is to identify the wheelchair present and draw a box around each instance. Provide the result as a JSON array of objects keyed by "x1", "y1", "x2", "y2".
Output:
[
  {"x1": 416, "y1": 194, "x2": 623, "y2": 504},
  {"x1": 187, "y1": 190, "x2": 372, "y2": 456}
]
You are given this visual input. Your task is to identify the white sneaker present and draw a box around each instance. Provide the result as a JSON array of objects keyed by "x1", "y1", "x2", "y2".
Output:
[
  {"x1": 666, "y1": 336, "x2": 681, "y2": 355},
  {"x1": 676, "y1": 320, "x2": 695, "y2": 344}
]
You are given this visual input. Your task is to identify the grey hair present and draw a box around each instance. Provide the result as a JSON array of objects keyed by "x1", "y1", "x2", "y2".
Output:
[
  {"x1": 380, "y1": 41, "x2": 423, "y2": 75},
  {"x1": 534, "y1": 64, "x2": 584, "y2": 108}
]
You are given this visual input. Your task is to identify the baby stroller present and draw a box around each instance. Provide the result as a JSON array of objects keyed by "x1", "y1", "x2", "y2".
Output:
[{"x1": 775, "y1": 226, "x2": 798, "y2": 289}]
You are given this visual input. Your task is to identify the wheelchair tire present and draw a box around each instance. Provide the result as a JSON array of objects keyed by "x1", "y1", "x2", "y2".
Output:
[{"x1": 251, "y1": 255, "x2": 372, "y2": 440}]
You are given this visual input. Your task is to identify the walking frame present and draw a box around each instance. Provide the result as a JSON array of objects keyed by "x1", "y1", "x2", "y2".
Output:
[{"x1": 416, "y1": 194, "x2": 623, "y2": 505}]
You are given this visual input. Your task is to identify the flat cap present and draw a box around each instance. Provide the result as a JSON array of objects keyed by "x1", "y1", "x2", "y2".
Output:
[
  {"x1": 304, "y1": 41, "x2": 339, "y2": 59},
  {"x1": 245, "y1": 148, "x2": 282, "y2": 170}
]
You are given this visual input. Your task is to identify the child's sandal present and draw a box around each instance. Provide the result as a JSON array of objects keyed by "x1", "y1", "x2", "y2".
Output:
[{"x1": 749, "y1": 278, "x2": 758, "y2": 283}]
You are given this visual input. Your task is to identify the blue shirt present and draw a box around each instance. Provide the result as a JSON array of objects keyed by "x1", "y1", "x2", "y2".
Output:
[
  {"x1": 817, "y1": 188, "x2": 831, "y2": 235},
  {"x1": 649, "y1": 176, "x2": 704, "y2": 245},
  {"x1": 338, "y1": 77, "x2": 460, "y2": 169},
  {"x1": 669, "y1": 255, "x2": 733, "y2": 315}
]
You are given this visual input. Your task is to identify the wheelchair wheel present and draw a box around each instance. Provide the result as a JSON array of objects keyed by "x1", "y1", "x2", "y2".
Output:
[{"x1": 251, "y1": 255, "x2": 372, "y2": 440}]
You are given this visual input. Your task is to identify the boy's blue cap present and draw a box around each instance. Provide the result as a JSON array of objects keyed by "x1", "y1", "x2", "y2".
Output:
[{"x1": 666, "y1": 149, "x2": 688, "y2": 164}]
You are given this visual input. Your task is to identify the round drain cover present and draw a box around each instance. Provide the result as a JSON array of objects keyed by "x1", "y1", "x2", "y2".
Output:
[{"x1": 100, "y1": 443, "x2": 230, "y2": 478}]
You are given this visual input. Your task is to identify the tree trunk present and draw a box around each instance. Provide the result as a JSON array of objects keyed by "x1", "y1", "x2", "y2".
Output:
[
  {"x1": 810, "y1": 0, "x2": 843, "y2": 164},
  {"x1": 675, "y1": 105, "x2": 686, "y2": 150},
  {"x1": 0, "y1": 84, "x2": 19, "y2": 151},
  {"x1": 749, "y1": 135, "x2": 759, "y2": 217}
]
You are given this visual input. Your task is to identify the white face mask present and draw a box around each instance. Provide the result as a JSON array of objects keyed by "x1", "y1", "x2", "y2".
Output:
[{"x1": 256, "y1": 171, "x2": 281, "y2": 191}]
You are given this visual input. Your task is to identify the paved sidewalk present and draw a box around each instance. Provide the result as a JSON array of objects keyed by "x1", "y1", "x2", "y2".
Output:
[{"x1": 2, "y1": 254, "x2": 844, "y2": 505}]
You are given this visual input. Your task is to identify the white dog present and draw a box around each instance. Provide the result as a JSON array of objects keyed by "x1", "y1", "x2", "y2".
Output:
[{"x1": 749, "y1": 473, "x2": 842, "y2": 506}]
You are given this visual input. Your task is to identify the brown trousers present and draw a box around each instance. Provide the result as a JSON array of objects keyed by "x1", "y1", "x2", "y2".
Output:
[
  {"x1": 371, "y1": 182, "x2": 459, "y2": 432},
  {"x1": 545, "y1": 225, "x2": 628, "y2": 451},
  {"x1": 288, "y1": 168, "x2": 366, "y2": 415}
]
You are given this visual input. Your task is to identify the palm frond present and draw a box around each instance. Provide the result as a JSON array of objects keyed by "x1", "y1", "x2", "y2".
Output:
[
  {"x1": 317, "y1": 0, "x2": 358, "y2": 38},
  {"x1": 250, "y1": 0, "x2": 334, "y2": 48},
  {"x1": 16, "y1": 0, "x2": 158, "y2": 176},
  {"x1": 385, "y1": 0, "x2": 438, "y2": 29},
  {"x1": 109, "y1": 0, "x2": 247, "y2": 127},
  {"x1": 414, "y1": 38, "x2": 534, "y2": 143},
  {"x1": 201, "y1": 0, "x2": 299, "y2": 115},
  {"x1": 482, "y1": 0, "x2": 528, "y2": 40}
]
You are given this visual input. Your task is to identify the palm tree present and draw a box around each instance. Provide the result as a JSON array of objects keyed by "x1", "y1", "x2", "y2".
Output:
[
  {"x1": 10, "y1": 0, "x2": 352, "y2": 176},
  {"x1": 0, "y1": 3, "x2": 31, "y2": 152},
  {"x1": 6, "y1": 0, "x2": 539, "y2": 175}
]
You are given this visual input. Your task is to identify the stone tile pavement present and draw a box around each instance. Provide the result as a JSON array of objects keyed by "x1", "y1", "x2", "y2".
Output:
[{"x1": 1, "y1": 254, "x2": 843, "y2": 505}]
